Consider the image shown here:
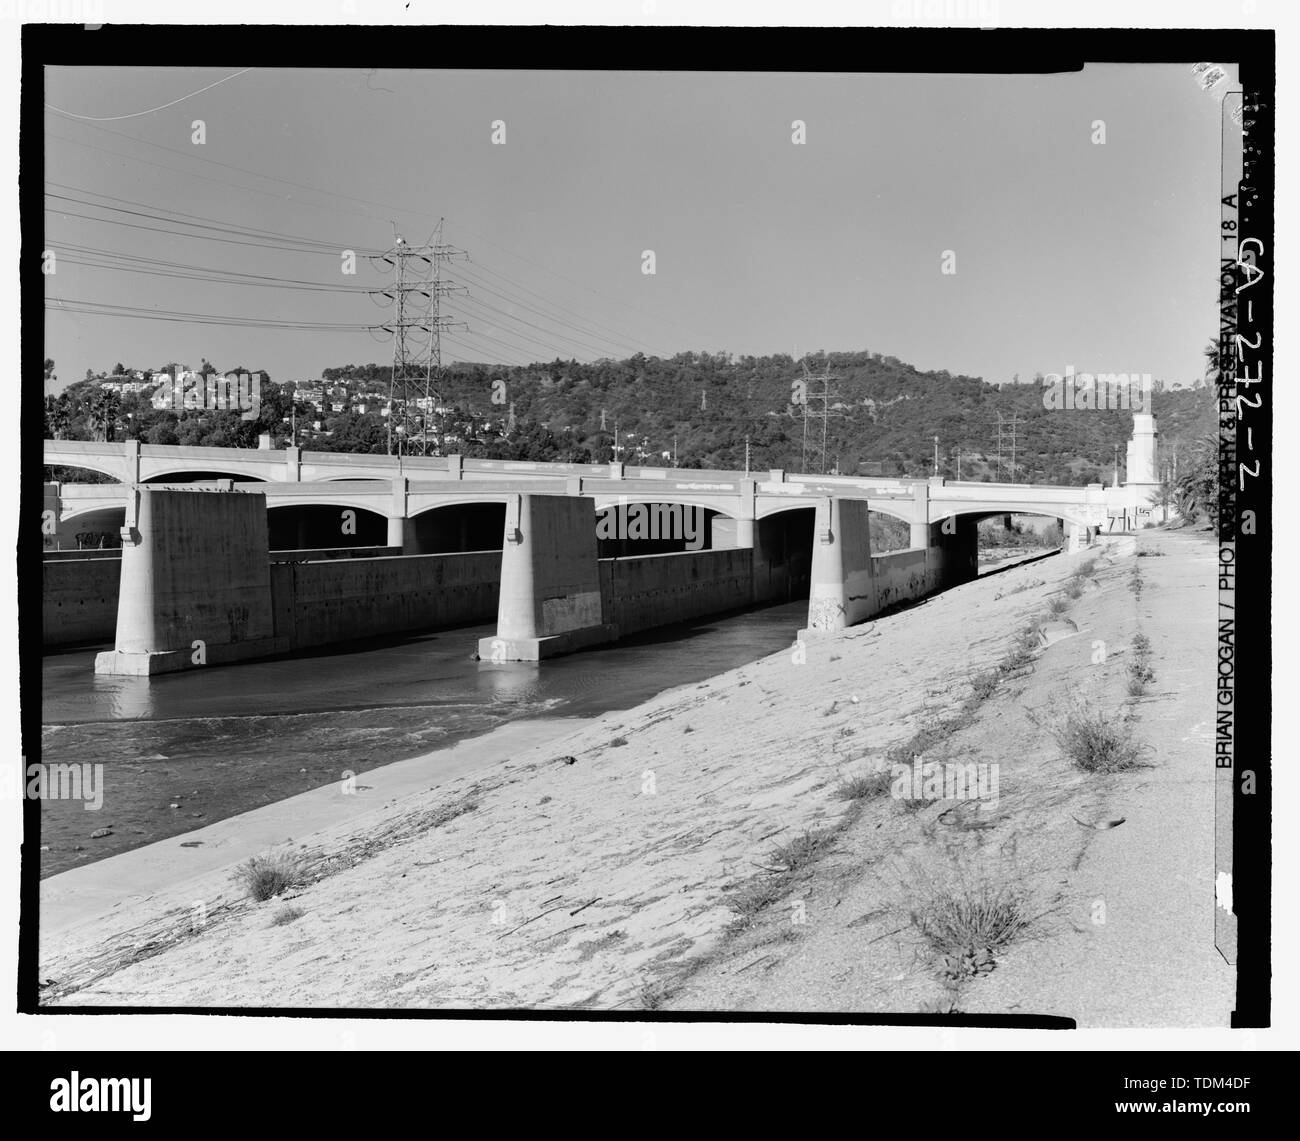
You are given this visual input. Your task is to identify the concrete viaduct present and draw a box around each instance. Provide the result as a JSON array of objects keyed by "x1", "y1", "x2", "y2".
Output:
[
  {"x1": 42, "y1": 433, "x2": 1154, "y2": 674},
  {"x1": 45, "y1": 438, "x2": 1113, "y2": 547}
]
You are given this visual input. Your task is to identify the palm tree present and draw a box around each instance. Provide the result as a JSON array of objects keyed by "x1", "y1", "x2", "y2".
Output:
[
  {"x1": 1200, "y1": 340, "x2": 1221, "y2": 389},
  {"x1": 1175, "y1": 433, "x2": 1219, "y2": 528}
]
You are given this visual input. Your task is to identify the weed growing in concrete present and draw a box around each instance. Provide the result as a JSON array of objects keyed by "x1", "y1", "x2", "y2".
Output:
[
  {"x1": 421, "y1": 797, "x2": 479, "y2": 829},
  {"x1": 1076, "y1": 558, "x2": 1098, "y2": 577},
  {"x1": 1136, "y1": 548, "x2": 1166, "y2": 557},
  {"x1": 911, "y1": 882, "x2": 1031, "y2": 980},
  {"x1": 999, "y1": 628, "x2": 1039, "y2": 674},
  {"x1": 1051, "y1": 705, "x2": 1147, "y2": 773},
  {"x1": 836, "y1": 770, "x2": 892, "y2": 801},
  {"x1": 970, "y1": 670, "x2": 1000, "y2": 702},
  {"x1": 765, "y1": 830, "x2": 825, "y2": 873},
  {"x1": 1127, "y1": 632, "x2": 1155, "y2": 696},
  {"x1": 1127, "y1": 665, "x2": 1155, "y2": 697},
  {"x1": 1047, "y1": 595, "x2": 1070, "y2": 616},
  {"x1": 727, "y1": 877, "x2": 786, "y2": 922},
  {"x1": 1064, "y1": 576, "x2": 1085, "y2": 600},
  {"x1": 638, "y1": 980, "x2": 670, "y2": 1011},
  {"x1": 609, "y1": 736, "x2": 629, "y2": 748},
  {"x1": 270, "y1": 904, "x2": 304, "y2": 927},
  {"x1": 238, "y1": 851, "x2": 300, "y2": 902}
]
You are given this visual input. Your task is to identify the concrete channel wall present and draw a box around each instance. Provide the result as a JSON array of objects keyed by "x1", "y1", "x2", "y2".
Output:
[
  {"x1": 43, "y1": 557, "x2": 122, "y2": 646},
  {"x1": 44, "y1": 546, "x2": 414, "y2": 647},
  {"x1": 598, "y1": 549, "x2": 755, "y2": 639},
  {"x1": 269, "y1": 550, "x2": 502, "y2": 652}
]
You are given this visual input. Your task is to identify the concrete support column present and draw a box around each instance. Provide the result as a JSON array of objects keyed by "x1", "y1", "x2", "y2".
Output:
[
  {"x1": 733, "y1": 479, "x2": 756, "y2": 549},
  {"x1": 95, "y1": 488, "x2": 287, "y2": 676},
  {"x1": 478, "y1": 494, "x2": 615, "y2": 662},
  {"x1": 910, "y1": 481, "x2": 930, "y2": 549},
  {"x1": 284, "y1": 445, "x2": 301, "y2": 481},
  {"x1": 802, "y1": 497, "x2": 874, "y2": 635},
  {"x1": 1067, "y1": 522, "x2": 1089, "y2": 553},
  {"x1": 447, "y1": 454, "x2": 463, "y2": 480},
  {"x1": 386, "y1": 515, "x2": 405, "y2": 549},
  {"x1": 388, "y1": 477, "x2": 411, "y2": 553},
  {"x1": 123, "y1": 438, "x2": 141, "y2": 485}
]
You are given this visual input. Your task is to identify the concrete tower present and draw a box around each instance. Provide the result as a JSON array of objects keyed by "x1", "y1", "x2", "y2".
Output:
[{"x1": 1125, "y1": 412, "x2": 1160, "y2": 487}]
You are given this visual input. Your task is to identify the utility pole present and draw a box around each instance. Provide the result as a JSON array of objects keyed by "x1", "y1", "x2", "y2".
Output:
[
  {"x1": 744, "y1": 434, "x2": 750, "y2": 476},
  {"x1": 1113, "y1": 443, "x2": 1120, "y2": 487},
  {"x1": 933, "y1": 435, "x2": 940, "y2": 477},
  {"x1": 673, "y1": 434, "x2": 678, "y2": 468},
  {"x1": 371, "y1": 221, "x2": 466, "y2": 456}
]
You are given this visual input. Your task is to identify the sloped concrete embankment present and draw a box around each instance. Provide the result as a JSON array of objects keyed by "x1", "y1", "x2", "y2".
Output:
[{"x1": 40, "y1": 536, "x2": 1208, "y2": 1013}]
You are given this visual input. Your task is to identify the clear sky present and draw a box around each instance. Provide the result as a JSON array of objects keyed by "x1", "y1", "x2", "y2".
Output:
[{"x1": 43, "y1": 63, "x2": 1233, "y2": 392}]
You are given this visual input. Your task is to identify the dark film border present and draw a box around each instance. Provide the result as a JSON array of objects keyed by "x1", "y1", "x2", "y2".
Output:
[{"x1": 17, "y1": 23, "x2": 1275, "y2": 1029}]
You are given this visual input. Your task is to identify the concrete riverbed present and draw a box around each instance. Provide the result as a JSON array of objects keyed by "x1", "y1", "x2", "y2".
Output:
[{"x1": 37, "y1": 531, "x2": 1230, "y2": 1023}]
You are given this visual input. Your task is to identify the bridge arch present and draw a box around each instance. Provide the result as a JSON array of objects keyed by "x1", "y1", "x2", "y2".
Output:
[
  {"x1": 591, "y1": 499, "x2": 728, "y2": 556},
  {"x1": 931, "y1": 505, "x2": 1089, "y2": 533},
  {"x1": 404, "y1": 500, "x2": 507, "y2": 553},
  {"x1": 44, "y1": 458, "x2": 123, "y2": 483},
  {"x1": 267, "y1": 501, "x2": 390, "y2": 550},
  {"x1": 144, "y1": 466, "x2": 271, "y2": 483}
]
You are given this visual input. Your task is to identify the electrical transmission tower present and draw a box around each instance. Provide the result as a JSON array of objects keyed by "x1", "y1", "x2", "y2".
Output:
[
  {"x1": 994, "y1": 412, "x2": 1023, "y2": 482},
  {"x1": 369, "y1": 221, "x2": 466, "y2": 456},
  {"x1": 796, "y1": 359, "x2": 843, "y2": 475}
]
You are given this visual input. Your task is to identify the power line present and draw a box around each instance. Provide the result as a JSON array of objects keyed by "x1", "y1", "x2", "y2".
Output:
[
  {"x1": 44, "y1": 190, "x2": 383, "y2": 255},
  {"x1": 45, "y1": 296, "x2": 372, "y2": 331},
  {"x1": 52, "y1": 254, "x2": 374, "y2": 294},
  {"x1": 45, "y1": 120, "x2": 685, "y2": 357},
  {"x1": 45, "y1": 183, "x2": 656, "y2": 363},
  {"x1": 44, "y1": 68, "x2": 254, "y2": 122}
]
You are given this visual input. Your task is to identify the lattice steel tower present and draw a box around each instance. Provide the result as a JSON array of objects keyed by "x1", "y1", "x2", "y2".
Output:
[{"x1": 371, "y1": 220, "x2": 465, "y2": 456}]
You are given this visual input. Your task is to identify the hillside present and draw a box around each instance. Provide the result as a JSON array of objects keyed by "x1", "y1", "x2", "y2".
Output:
[{"x1": 44, "y1": 349, "x2": 1216, "y2": 486}]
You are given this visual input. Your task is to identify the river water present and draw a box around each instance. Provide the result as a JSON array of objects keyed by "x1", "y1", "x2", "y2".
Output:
[{"x1": 39, "y1": 601, "x2": 809, "y2": 878}]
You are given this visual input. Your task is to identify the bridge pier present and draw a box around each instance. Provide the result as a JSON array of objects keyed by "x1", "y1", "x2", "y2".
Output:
[
  {"x1": 478, "y1": 493, "x2": 615, "y2": 662},
  {"x1": 800, "y1": 497, "x2": 979, "y2": 640},
  {"x1": 94, "y1": 488, "x2": 287, "y2": 676},
  {"x1": 803, "y1": 498, "x2": 875, "y2": 635}
]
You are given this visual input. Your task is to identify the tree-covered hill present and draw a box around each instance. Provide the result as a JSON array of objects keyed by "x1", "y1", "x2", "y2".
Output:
[{"x1": 44, "y1": 349, "x2": 1217, "y2": 485}]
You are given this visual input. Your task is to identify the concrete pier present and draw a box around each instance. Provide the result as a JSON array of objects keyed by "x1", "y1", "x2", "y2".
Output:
[
  {"x1": 478, "y1": 494, "x2": 616, "y2": 662},
  {"x1": 800, "y1": 501, "x2": 978, "y2": 640},
  {"x1": 94, "y1": 488, "x2": 287, "y2": 676},
  {"x1": 804, "y1": 498, "x2": 875, "y2": 634}
]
